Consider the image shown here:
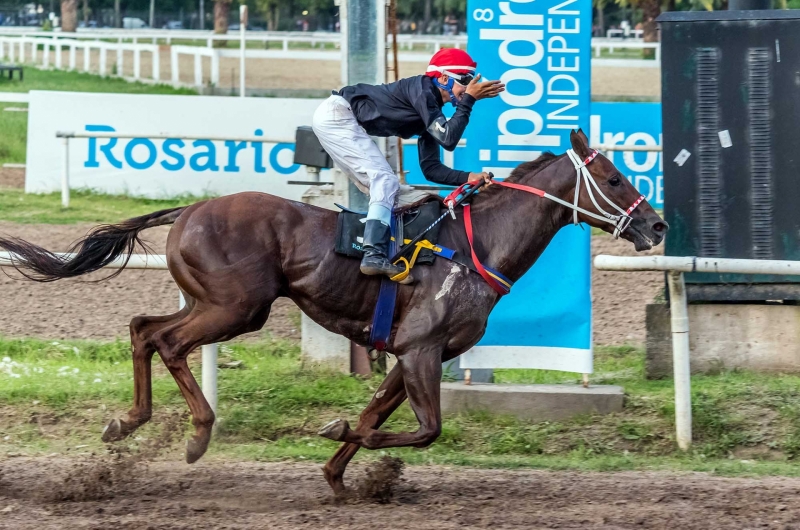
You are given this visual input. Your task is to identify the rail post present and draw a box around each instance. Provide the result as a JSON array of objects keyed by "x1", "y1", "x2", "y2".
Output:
[{"x1": 667, "y1": 271, "x2": 692, "y2": 450}]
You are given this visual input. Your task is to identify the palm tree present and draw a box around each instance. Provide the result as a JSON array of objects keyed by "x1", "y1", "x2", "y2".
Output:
[
  {"x1": 214, "y1": 0, "x2": 231, "y2": 37},
  {"x1": 61, "y1": 0, "x2": 78, "y2": 31}
]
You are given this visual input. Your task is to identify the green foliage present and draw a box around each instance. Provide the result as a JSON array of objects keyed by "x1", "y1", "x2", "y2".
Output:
[{"x1": 0, "y1": 189, "x2": 206, "y2": 224}]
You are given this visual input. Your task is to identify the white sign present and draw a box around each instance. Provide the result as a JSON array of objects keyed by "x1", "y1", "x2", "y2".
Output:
[{"x1": 26, "y1": 91, "x2": 327, "y2": 200}]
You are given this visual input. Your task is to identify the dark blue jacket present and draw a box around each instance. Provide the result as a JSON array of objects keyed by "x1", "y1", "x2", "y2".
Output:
[{"x1": 337, "y1": 75, "x2": 475, "y2": 186}]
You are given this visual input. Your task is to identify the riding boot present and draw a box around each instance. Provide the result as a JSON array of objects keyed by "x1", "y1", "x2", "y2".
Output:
[{"x1": 360, "y1": 220, "x2": 406, "y2": 278}]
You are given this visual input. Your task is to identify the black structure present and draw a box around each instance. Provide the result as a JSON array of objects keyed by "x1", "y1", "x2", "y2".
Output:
[
  {"x1": 293, "y1": 126, "x2": 334, "y2": 169},
  {"x1": 658, "y1": 10, "x2": 800, "y2": 301}
]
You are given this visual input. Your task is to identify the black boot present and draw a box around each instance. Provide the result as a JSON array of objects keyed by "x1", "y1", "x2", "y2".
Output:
[{"x1": 360, "y1": 220, "x2": 406, "y2": 278}]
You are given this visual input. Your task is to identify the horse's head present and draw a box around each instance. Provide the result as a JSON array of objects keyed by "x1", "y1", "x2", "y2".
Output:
[{"x1": 568, "y1": 129, "x2": 668, "y2": 251}]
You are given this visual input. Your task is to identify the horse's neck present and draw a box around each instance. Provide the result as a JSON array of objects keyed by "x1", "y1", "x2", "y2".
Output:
[{"x1": 470, "y1": 156, "x2": 575, "y2": 282}]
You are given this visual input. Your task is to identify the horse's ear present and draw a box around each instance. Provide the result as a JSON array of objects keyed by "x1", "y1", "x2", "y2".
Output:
[{"x1": 570, "y1": 129, "x2": 592, "y2": 159}]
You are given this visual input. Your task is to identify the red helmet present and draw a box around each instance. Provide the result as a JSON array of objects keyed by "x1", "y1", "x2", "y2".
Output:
[{"x1": 426, "y1": 48, "x2": 477, "y2": 85}]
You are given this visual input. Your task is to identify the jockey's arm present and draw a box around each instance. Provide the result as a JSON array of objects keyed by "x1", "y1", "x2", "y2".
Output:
[
  {"x1": 414, "y1": 93, "x2": 476, "y2": 152},
  {"x1": 417, "y1": 132, "x2": 471, "y2": 186}
]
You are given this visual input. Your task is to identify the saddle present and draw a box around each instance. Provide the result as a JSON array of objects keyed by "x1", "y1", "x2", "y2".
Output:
[{"x1": 334, "y1": 199, "x2": 444, "y2": 266}]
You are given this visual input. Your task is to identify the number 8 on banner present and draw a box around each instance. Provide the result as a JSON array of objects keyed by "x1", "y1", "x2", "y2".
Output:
[{"x1": 472, "y1": 8, "x2": 493, "y2": 21}]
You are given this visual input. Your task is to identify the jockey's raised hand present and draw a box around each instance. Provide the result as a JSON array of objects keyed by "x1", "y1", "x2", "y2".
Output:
[{"x1": 465, "y1": 74, "x2": 505, "y2": 101}]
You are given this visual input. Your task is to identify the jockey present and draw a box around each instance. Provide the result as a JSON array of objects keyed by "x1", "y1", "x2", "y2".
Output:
[{"x1": 312, "y1": 48, "x2": 505, "y2": 279}]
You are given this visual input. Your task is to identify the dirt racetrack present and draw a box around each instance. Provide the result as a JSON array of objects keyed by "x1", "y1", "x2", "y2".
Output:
[{"x1": 1, "y1": 456, "x2": 800, "y2": 529}]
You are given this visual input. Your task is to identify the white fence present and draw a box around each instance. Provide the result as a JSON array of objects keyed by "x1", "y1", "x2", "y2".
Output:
[
  {"x1": 0, "y1": 31, "x2": 660, "y2": 89},
  {"x1": 594, "y1": 255, "x2": 800, "y2": 451},
  {"x1": 0, "y1": 250, "x2": 220, "y2": 413}
]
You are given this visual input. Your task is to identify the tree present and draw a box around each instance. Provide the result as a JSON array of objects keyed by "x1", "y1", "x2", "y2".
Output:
[
  {"x1": 61, "y1": 0, "x2": 78, "y2": 31},
  {"x1": 594, "y1": 0, "x2": 609, "y2": 36},
  {"x1": 214, "y1": 0, "x2": 231, "y2": 37}
]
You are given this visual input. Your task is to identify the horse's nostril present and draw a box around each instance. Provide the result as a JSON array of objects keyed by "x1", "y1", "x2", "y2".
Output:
[{"x1": 652, "y1": 221, "x2": 668, "y2": 234}]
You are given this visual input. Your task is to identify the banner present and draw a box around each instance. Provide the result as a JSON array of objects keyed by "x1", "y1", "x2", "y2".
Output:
[
  {"x1": 459, "y1": 0, "x2": 593, "y2": 372},
  {"x1": 404, "y1": 103, "x2": 664, "y2": 209},
  {"x1": 590, "y1": 102, "x2": 663, "y2": 208},
  {"x1": 25, "y1": 91, "x2": 324, "y2": 201}
]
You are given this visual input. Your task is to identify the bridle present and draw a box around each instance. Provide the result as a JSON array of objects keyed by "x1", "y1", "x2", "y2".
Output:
[{"x1": 443, "y1": 148, "x2": 646, "y2": 295}]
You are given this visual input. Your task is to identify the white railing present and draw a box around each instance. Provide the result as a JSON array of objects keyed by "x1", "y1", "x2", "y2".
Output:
[
  {"x1": 592, "y1": 38, "x2": 659, "y2": 62},
  {"x1": 0, "y1": 27, "x2": 467, "y2": 49},
  {"x1": 594, "y1": 255, "x2": 800, "y2": 451},
  {"x1": 0, "y1": 36, "x2": 160, "y2": 80},
  {"x1": 0, "y1": 250, "x2": 220, "y2": 413}
]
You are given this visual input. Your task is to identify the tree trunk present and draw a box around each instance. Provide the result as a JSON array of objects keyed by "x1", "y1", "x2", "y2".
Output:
[
  {"x1": 82, "y1": 0, "x2": 88, "y2": 24},
  {"x1": 213, "y1": 0, "x2": 230, "y2": 47},
  {"x1": 423, "y1": 0, "x2": 431, "y2": 34},
  {"x1": 114, "y1": 0, "x2": 120, "y2": 28},
  {"x1": 60, "y1": 0, "x2": 78, "y2": 32},
  {"x1": 597, "y1": 5, "x2": 605, "y2": 37},
  {"x1": 641, "y1": 0, "x2": 661, "y2": 59}
]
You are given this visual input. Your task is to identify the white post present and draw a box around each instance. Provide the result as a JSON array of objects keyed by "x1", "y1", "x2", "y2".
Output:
[
  {"x1": 43, "y1": 42, "x2": 49, "y2": 67},
  {"x1": 55, "y1": 41, "x2": 62, "y2": 68},
  {"x1": 171, "y1": 46, "x2": 179, "y2": 84},
  {"x1": 19, "y1": 38, "x2": 25, "y2": 62},
  {"x1": 83, "y1": 44, "x2": 90, "y2": 71},
  {"x1": 282, "y1": 38, "x2": 288, "y2": 51},
  {"x1": 61, "y1": 137, "x2": 70, "y2": 208},
  {"x1": 117, "y1": 46, "x2": 124, "y2": 76},
  {"x1": 202, "y1": 344, "x2": 218, "y2": 415},
  {"x1": 239, "y1": 5, "x2": 247, "y2": 98},
  {"x1": 667, "y1": 271, "x2": 692, "y2": 451},
  {"x1": 210, "y1": 49, "x2": 219, "y2": 86},
  {"x1": 9, "y1": 40, "x2": 15, "y2": 63},
  {"x1": 69, "y1": 44, "x2": 76, "y2": 70},
  {"x1": 193, "y1": 52, "x2": 202, "y2": 87},
  {"x1": 655, "y1": 44, "x2": 661, "y2": 62},
  {"x1": 99, "y1": 46, "x2": 107, "y2": 76},
  {"x1": 30, "y1": 39, "x2": 36, "y2": 62},
  {"x1": 134, "y1": 48, "x2": 141, "y2": 78},
  {"x1": 151, "y1": 47, "x2": 160, "y2": 80}
]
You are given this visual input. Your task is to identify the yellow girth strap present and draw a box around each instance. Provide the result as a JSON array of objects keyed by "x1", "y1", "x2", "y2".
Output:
[{"x1": 389, "y1": 238, "x2": 442, "y2": 283}]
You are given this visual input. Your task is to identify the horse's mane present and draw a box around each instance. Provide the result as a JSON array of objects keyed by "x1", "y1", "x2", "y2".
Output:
[
  {"x1": 396, "y1": 151, "x2": 564, "y2": 213},
  {"x1": 505, "y1": 152, "x2": 560, "y2": 183}
]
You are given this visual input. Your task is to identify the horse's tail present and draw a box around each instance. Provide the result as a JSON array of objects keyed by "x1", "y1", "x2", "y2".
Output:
[{"x1": 0, "y1": 206, "x2": 188, "y2": 282}]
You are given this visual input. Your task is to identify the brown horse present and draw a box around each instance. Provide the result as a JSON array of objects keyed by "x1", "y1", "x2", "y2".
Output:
[{"x1": 0, "y1": 130, "x2": 666, "y2": 493}]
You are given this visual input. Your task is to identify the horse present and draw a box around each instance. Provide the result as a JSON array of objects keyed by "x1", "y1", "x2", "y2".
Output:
[{"x1": 0, "y1": 130, "x2": 667, "y2": 493}]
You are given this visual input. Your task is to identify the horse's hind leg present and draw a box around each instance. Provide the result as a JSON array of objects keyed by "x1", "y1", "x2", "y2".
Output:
[
  {"x1": 322, "y1": 363, "x2": 407, "y2": 493},
  {"x1": 102, "y1": 309, "x2": 188, "y2": 443},
  {"x1": 319, "y1": 347, "x2": 443, "y2": 450},
  {"x1": 150, "y1": 304, "x2": 259, "y2": 464}
]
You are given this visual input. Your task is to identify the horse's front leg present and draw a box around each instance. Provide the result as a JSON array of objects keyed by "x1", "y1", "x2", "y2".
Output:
[{"x1": 319, "y1": 347, "x2": 443, "y2": 450}]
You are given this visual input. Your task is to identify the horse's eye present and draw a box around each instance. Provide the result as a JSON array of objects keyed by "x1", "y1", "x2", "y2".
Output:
[{"x1": 609, "y1": 176, "x2": 621, "y2": 187}]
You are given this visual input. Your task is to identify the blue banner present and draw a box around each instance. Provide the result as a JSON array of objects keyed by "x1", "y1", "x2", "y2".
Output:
[
  {"x1": 461, "y1": 0, "x2": 593, "y2": 371},
  {"x1": 590, "y1": 102, "x2": 663, "y2": 208},
  {"x1": 404, "y1": 103, "x2": 664, "y2": 209}
]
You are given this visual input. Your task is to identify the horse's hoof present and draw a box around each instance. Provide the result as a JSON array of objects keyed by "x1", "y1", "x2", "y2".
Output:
[
  {"x1": 322, "y1": 465, "x2": 346, "y2": 495},
  {"x1": 185, "y1": 437, "x2": 209, "y2": 464},
  {"x1": 318, "y1": 419, "x2": 349, "y2": 442},
  {"x1": 101, "y1": 418, "x2": 125, "y2": 443}
]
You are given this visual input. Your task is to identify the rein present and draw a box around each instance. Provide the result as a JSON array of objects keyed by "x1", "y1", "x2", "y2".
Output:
[{"x1": 445, "y1": 148, "x2": 646, "y2": 296}]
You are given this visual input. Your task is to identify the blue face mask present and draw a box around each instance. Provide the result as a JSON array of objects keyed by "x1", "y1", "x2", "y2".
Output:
[{"x1": 432, "y1": 76, "x2": 459, "y2": 106}]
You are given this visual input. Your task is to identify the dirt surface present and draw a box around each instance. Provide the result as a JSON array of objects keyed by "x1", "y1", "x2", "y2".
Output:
[
  {"x1": 0, "y1": 167, "x2": 25, "y2": 189},
  {"x1": 1, "y1": 456, "x2": 800, "y2": 529},
  {"x1": 0, "y1": 219, "x2": 659, "y2": 345},
  {"x1": 54, "y1": 48, "x2": 660, "y2": 96}
]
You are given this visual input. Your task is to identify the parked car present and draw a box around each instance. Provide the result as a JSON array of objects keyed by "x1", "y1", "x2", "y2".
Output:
[
  {"x1": 228, "y1": 23, "x2": 264, "y2": 31},
  {"x1": 162, "y1": 20, "x2": 183, "y2": 29},
  {"x1": 122, "y1": 17, "x2": 148, "y2": 29}
]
